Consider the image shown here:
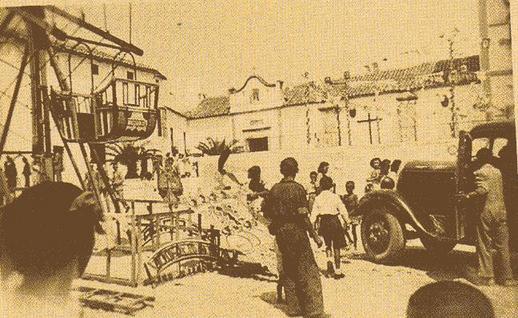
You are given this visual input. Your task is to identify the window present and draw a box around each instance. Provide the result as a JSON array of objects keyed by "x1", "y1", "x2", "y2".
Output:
[
  {"x1": 91, "y1": 64, "x2": 99, "y2": 75},
  {"x1": 248, "y1": 137, "x2": 268, "y2": 152},
  {"x1": 251, "y1": 88, "x2": 259, "y2": 102},
  {"x1": 127, "y1": 71, "x2": 134, "y2": 80},
  {"x1": 122, "y1": 82, "x2": 129, "y2": 105}
]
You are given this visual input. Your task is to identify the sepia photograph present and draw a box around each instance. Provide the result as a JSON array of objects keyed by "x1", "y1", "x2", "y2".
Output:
[{"x1": 0, "y1": 0, "x2": 516, "y2": 317}]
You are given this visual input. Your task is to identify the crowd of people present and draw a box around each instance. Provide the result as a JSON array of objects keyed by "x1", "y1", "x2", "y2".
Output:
[
  {"x1": 0, "y1": 152, "x2": 65, "y2": 205},
  {"x1": 0, "y1": 147, "x2": 510, "y2": 317},
  {"x1": 242, "y1": 156, "x2": 405, "y2": 317},
  {"x1": 243, "y1": 151, "x2": 515, "y2": 317}
]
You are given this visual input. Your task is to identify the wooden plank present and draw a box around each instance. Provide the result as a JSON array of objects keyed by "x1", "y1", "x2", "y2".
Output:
[
  {"x1": 46, "y1": 5, "x2": 144, "y2": 56},
  {"x1": 75, "y1": 286, "x2": 154, "y2": 315}
]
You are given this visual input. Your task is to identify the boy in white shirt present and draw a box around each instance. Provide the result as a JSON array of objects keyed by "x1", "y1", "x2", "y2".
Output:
[{"x1": 313, "y1": 176, "x2": 350, "y2": 279}]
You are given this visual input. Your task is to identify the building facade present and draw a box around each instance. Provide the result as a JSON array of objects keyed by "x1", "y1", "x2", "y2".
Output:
[
  {"x1": 478, "y1": 0, "x2": 513, "y2": 117},
  {"x1": 163, "y1": 55, "x2": 511, "y2": 155}
]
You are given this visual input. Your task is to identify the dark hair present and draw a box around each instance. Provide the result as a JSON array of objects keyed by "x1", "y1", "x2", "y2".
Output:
[
  {"x1": 380, "y1": 159, "x2": 391, "y2": 174},
  {"x1": 407, "y1": 281, "x2": 494, "y2": 318},
  {"x1": 380, "y1": 176, "x2": 395, "y2": 189},
  {"x1": 248, "y1": 165, "x2": 261, "y2": 178},
  {"x1": 280, "y1": 157, "x2": 299, "y2": 177},
  {"x1": 476, "y1": 148, "x2": 492, "y2": 164},
  {"x1": 319, "y1": 176, "x2": 334, "y2": 191},
  {"x1": 370, "y1": 157, "x2": 381, "y2": 168},
  {"x1": 317, "y1": 162, "x2": 329, "y2": 174},
  {"x1": 0, "y1": 182, "x2": 100, "y2": 281},
  {"x1": 390, "y1": 159, "x2": 402, "y2": 173},
  {"x1": 310, "y1": 171, "x2": 318, "y2": 177},
  {"x1": 346, "y1": 180, "x2": 355, "y2": 188}
]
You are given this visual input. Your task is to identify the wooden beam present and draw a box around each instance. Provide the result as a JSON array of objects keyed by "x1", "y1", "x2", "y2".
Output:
[
  {"x1": 0, "y1": 11, "x2": 14, "y2": 34},
  {"x1": 10, "y1": 7, "x2": 67, "y2": 41},
  {"x1": 0, "y1": 45, "x2": 29, "y2": 156},
  {"x1": 46, "y1": 5, "x2": 144, "y2": 56},
  {"x1": 46, "y1": 46, "x2": 86, "y2": 189},
  {"x1": 64, "y1": 34, "x2": 133, "y2": 52}
]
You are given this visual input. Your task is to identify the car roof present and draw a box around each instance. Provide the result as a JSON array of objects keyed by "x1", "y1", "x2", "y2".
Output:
[
  {"x1": 469, "y1": 120, "x2": 515, "y2": 139},
  {"x1": 403, "y1": 160, "x2": 455, "y2": 172}
]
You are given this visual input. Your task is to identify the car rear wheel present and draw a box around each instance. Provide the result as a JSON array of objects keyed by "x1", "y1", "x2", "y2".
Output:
[
  {"x1": 420, "y1": 236, "x2": 456, "y2": 255},
  {"x1": 361, "y1": 208, "x2": 405, "y2": 264}
]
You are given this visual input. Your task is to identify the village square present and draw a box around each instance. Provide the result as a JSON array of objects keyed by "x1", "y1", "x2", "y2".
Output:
[{"x1": 0, "y1": 1, "x2": 516, "y2": 317}]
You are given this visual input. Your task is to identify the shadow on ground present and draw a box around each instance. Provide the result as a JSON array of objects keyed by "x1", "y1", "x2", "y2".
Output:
[
  {"x1": 258, "y1": 291, "x2": 291, "y2": 317},
  {"x1": 348, "y1": 246, "x2": 478, "y2": 282},
  {"x1": 217, "y1": 261, "x2": 278, "y2": 283}
]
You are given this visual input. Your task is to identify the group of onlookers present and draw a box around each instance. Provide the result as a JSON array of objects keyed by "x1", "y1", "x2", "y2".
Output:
[
  {"x1": 0, "y1": 153, "x2": 66, "y2": 205},
  {"x1": 365, "y1": 157, "x2": 402, "y2": 192},
  {"x1": 246, "y1": 157, "x2": 387, "y2": 317},
  {"x1": 246, "y1": 153, "x2": 515, "y2": 317}
]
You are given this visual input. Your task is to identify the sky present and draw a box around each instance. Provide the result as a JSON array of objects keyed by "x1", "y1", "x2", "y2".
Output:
[{"x1": 5, "y1": 0, "x2": 482, "y2": 112}]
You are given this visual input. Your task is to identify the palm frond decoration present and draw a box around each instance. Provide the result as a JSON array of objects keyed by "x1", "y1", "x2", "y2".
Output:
[
  {"x1": 105, "y1": 143, "x2": 162, "y2": 178},
  {"x1": 195, "y1": 137, "x2": 238, "y2": 156}
]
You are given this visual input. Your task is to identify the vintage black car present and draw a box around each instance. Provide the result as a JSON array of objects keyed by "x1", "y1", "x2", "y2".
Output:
[{"x1": 356, "y1": 120, "x2": 517, "y2": 263}]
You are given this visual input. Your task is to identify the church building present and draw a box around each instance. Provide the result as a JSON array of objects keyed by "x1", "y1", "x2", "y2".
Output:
[{"x1": 158, "y1": 55, "x2": 512, "y2": 155}]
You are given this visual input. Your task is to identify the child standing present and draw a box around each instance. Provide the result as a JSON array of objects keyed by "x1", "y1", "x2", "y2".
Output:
[
  {"x1": 313, "y1": 176, "x2": 350, "y2": 279},
  {"x1": 366, "y1": 157, "x2": 381, "y2": 189},
  {"x1": 306, "y1": 171, "x2": 318, "y2": 217},
  {"x1": 341, "y1": 181, "x2": 360, "y2": 250}
]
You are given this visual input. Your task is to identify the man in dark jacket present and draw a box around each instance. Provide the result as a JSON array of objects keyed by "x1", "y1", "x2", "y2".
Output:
[
  {"x1": 460, "y1": 148, "x2": 516, "y2": 286},
  {"x1": 262, "y1": 157, "x2": 325, "y2": 317},
  {"x1": 4, "y1": 156, "x2": 17, "y2": 192}
]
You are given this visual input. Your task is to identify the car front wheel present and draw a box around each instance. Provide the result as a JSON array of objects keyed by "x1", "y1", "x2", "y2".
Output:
[{"x1": 361, "y1": 208, "x2": 405, "y2": 264}]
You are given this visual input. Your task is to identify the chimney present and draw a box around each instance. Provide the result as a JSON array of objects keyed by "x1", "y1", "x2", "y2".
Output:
[
  {"x1": 343, "y1": 71, "x2": 351, "y2": 80},
  {"x1": 277, "y1": 80, "x2": 284, "y2": 89}
]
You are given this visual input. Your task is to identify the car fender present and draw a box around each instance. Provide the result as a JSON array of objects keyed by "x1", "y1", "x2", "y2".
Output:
[{"x1": 355, "y1": 190, "x2": 430, "y2": 235}]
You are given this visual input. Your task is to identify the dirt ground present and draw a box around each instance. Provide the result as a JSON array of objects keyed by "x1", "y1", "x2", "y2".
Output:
[
  {"x1": 78, "y1": 239, "x2": 517, "y2": 318},
  {"x1": 76, "y1": 178, "x2": 517, "y2": 317}
]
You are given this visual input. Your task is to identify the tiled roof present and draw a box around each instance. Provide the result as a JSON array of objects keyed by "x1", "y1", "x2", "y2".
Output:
[
  {"x1": 283, "y1": 81, "x2": 329, "y2": 105},
  {"x1": 326, "y1": 55, "x2": 480, "y2": 98},
  {"x1": 55, "y1": 43, "x2": 167, "y2": 80},
  {"x1": 185, "y1": 96, "x2": 230, "y2": 119},
  {"x1": 184, "y1": 55, "x2": 480, "y2": 119}
]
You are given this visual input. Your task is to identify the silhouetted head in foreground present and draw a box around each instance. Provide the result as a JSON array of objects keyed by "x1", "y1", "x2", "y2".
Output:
[
  {"x1": 406, "y1": 281, "x2": 495, "y2": 318},
  {"x1": 0, "y1": 182, "x2": 102, "y2": 297}
]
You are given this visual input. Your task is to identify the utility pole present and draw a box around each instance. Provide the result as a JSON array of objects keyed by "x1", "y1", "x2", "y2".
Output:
[
  {"x1": 343, "y1": 71, "x2": 352, "y2": 146},
  {"x1": 25, "y1": 6, "x2": 53, "y2": 180},
  {"x1": 335, "y1": 103, "x2": 342, "y2": 146},
  {"x1": 442, "y1": 28, "x2": 459, "y2": 138},
  {"x1": 303, "y1": 72, "x2": 311, "y2": 146}
]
